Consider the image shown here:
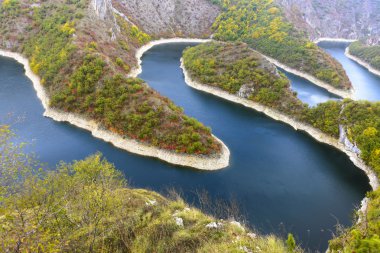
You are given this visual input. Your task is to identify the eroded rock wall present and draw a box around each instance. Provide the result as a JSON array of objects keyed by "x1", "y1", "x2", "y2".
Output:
[
  {"x1": 112, "y1": 0, "x2": 220, "y2": 38},
  {"x1": 276, "y1": 0, "x2": 380, "y2": 45}
]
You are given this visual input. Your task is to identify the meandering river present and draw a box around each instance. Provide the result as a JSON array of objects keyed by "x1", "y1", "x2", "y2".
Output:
[
  {"x1": 0, "y1": 42, "x2": 377, "y2": 251},
  {"x1": 283, "y1": 67, "x2": 340, "y2": 106},
  {"x1": 319, "y1": 41, "x2": 380, "y2": 101}
]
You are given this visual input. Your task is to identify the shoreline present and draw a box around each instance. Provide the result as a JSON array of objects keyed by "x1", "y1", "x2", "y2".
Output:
[
  {"x1": 345, "y1": 47, "x2": 380, "y2": 77},
  {"x1": 181, "y1": 58, "x2": 379, "y2": 190},
  {"x1": 130, "y1": 38, "x2": 354, "y2": 100},
  {"x1": 128, "y1": 38, "x2": 211, "y2": 78},
  {"x1": 314, "y1": 37, "x2": 357, "y2": 44},
  {"x1": 0, "y1": 49, "x2": 230, "y2": 170},
  {"x1": 260, "y1": 53, "x2": 354, "y2": 99},
  {"x1": 181, "y1": 59, "x2": 378, "y2": 234}
]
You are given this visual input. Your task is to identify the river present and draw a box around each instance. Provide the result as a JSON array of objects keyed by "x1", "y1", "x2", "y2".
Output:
[
  {"x1": 0, "y1": 42, "x2": 376, "y2": 251},
  {"x1": 319, "y1": 41, "x2": 380, "y2": 101}
]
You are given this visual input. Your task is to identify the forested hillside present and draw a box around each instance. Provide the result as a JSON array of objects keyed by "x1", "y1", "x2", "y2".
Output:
[
  {"x1": 185, "y1": 42, "x2": 380, "y2": 181},
  {"x1": 315, "y1": 100, "x2": 380, "y2": 252},
  {"x1": 183, "y1": 42, "x2": 380, "y2": 252},
  {"x1": 349, "y1": 41, "x2": 380, "y2": 71},
  {"x1": 210, "y1": 0, "x2": 352, "y2": 90},
  {"x1": 183, "y1": 42, "x2": 307, "y2": 117},
  {"x1": 0, "y1": 0, "x2": 221, "y2": 156}
]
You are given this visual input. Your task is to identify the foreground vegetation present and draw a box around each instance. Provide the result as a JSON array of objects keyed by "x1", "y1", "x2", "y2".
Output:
[
  {"x1": 183, "y1": 42, "x2": 380, "y2": 252},
  {"x1": 0, "y1": 0, "x2": 220, "y2": 155},
  {"x1": 0, "y1": 126, "x2": 298, "y2": 252},
  {"x1": 210, "y1": 0, "x2": 351, "y2": 90},
  {"x1": 349, "y1": 41, "x2": 380, "y2": 71}
]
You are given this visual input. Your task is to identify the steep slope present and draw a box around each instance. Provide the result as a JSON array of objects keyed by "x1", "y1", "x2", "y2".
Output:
[
  {"x1": 276, "y1": 0, "x2": 380, "y2": 83},
  {"x1": 182, "y1": 42, "x2": 380, "y2": 253},
  {"x1": 277, "y1": 0, "x2": 380, "y2": 45},
  {"x1": 112, "y1": 0, "x2": 220, "y2": 38},
  {"x1": 0, "y1": 0, "x2": 227, "y2": 169},
  {"x1": 211, "y1": 0, "x2": 352, "y2": 93},
  {"x1": 347, "y1": 41, "x2": 380, "y2": 74}
]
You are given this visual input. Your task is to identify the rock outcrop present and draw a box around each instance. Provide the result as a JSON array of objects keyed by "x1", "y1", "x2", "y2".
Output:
[
  {"x1": 111, "y1": 0, "x2": 220, "y2": 38},
  {"x1": 339, "y1": 125, "x2": 361, "y2": 155},
  {"x1": 276, "y1": 0, "x2": 380, "y2": 45},
  {"x1": 91, "y1": 0, "x2": 119, "y2": 40},
  {"x1": 92, "y1": 0, "x2": 114, "y2": 20}
]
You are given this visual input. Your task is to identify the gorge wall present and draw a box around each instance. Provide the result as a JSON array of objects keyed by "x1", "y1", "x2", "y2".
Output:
[
  {"x1": 277, "y1": 0, "x2": 380, "y2": 45},
  {"x1": 111, "y1": 0, "x2": 380, "y2": 44},
  {"x1": 111, "y1": 0, "x2": 220, "y2": 38}
]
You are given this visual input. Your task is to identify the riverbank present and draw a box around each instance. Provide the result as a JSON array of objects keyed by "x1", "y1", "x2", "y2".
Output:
[
  {"x1": 128, "y1": 38, "x2": 211, "y2": 78},
  {"x1": 131, "y1": 38, "x2": 354, "y2": 100},
  {"x1": 314, "y1": 38, "x2": 357, "y2": 44},
  {"x1": 345, "y1": 47, "x2": 380, "y2": 77},
  {"x1": 181, "y1": 58, "x2": 379, "y2": 190},
  {"x1": 0, "y1": 49, "x2": 230, "y2": 170},
  {"x1": 259, "y1": 53, "x2": 354, "y2": 99}
]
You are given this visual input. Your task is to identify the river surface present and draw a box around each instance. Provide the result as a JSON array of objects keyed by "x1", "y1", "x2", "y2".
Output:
[
  {"x1": 0, "y1": 42, "x2": 375, "y2": 251},
  {"x1": 319, "y1": 41, "x2": 380, "y2": 101},
  {"x1": 282, "y1": 68, "x2": 340, "y2": 106}
]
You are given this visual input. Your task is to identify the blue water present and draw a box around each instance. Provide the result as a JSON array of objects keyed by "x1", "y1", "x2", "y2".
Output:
[
  {"x1": 282, "y1": 68, "x2": 340, "y2": 106},
  {"x1": 0, "y1": 43, "x2": 373, "y2": 252},
  {"x1": 319, "y1": 41, "x2": 380, "y2": 101}
]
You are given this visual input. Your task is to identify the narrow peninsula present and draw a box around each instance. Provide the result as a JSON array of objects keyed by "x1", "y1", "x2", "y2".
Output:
[
  {"x1": 210, "y1": 0, "x2": 353, "y2": 98},
  {"x1": 182, "y1": 41, "x2": 380, "y2": 251},
  {"x1": 0, "y1": 0, "x2": 229, "y2": 170},
  {"x1": 346, "y1": 41, "x2": 380, "y2": 77}
]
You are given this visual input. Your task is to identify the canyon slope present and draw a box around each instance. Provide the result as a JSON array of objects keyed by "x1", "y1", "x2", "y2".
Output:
[
  {"x1": 114, "y1": 0, "x2": 380, "y2": 44},
  {"x1": 277, "y1": 0, "x2": 380, "y2": 44},
  {"x1": 0, "y1": 0, "x2": 229, "y2": 169},
  {"x1": 111, "y1": 0, "x2": 220, "y2": 38}
]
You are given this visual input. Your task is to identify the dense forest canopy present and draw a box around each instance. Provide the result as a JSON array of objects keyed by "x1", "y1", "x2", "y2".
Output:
[
  {"x1": 210, "y1": 0, "x2": 351, "y2": 90},
  {"x1": 325, "y1": 101, "x2": 380, "y2": 252},
  {"x1": 183, "y1": 42, "x2": 307, "y2": 117}
]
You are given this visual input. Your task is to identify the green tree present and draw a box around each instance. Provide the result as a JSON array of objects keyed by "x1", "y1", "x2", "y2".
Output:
[{"x1": 286, "y1": 233, "x2": 296, "y2": 252}]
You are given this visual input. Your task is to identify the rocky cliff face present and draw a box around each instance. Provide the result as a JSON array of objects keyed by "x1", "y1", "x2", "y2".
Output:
[
  {"x1": 99, "y1": 0, "x2": 380, "y2": 43},
  {"x1": 111, "y1": 0, "x2": 220, "y2": 38},
  {"x1": 276, "y1": 0, "x2": 380, "y2": 45},
  {"x1": 92, "y1": 0, "x2": 113, "y2": 20},
  {"x1": 90, "y1": 0, "x2": 120, "y2": 40}
]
